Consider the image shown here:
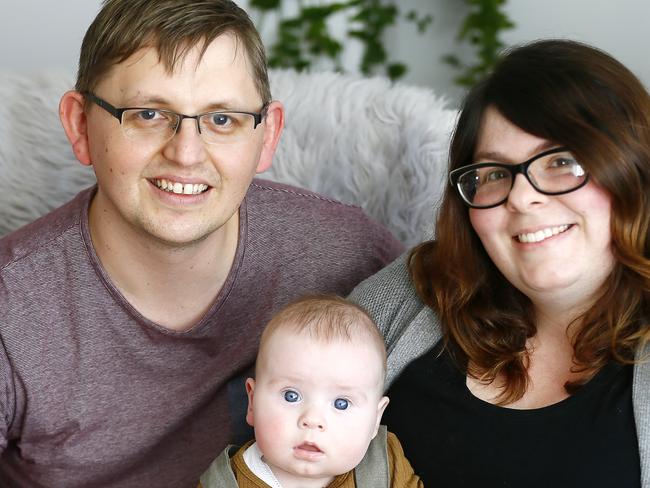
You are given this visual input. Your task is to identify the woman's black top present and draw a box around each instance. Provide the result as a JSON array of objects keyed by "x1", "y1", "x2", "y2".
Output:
[{"x1": 383, "y1": 341, "x2": 640, "y2": 488}]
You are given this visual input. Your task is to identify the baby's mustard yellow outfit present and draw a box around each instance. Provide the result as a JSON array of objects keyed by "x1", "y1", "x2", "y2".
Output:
[{"x1": 199, "y1": 426, "x2": 423, "y2": 488}]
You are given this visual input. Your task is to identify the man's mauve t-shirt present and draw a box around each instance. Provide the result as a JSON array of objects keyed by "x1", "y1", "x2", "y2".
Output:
[{"x1": 0, "y1": 179, "x2": 403, "y2": 487}]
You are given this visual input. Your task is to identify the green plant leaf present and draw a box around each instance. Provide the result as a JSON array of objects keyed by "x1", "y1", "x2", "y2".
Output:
[
  {"x1": 249, "y1": 0, "x2": 281, "y2": 11},
  {"x1": 387, "y1": 63, "x2": 407, "y2": 80},
  {"x1": 404, "y1": 10, "x2": 432, "y2": 33},
  {"x1": 279, "y1": 17, "x2": 303, "y2": 29},
  {"x1": 442, "y1": 54, "x2": 461, "y2": 68},
  {"x1": 446, "y1": 0, "x2": 515, "y2": 87},
  {"x1": 347, "y1": 29, "x2": 370, "y2": 41},
  {"x1": 257, "y1": 0, "x2": 430, "y2": 80}
]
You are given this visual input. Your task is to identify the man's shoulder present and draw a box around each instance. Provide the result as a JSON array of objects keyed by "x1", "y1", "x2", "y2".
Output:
[
  {"x1": 246, "y1": 178, "x2": 404, "y2": 260},
  {"x1": 0, "y1": 189, "x2": 91, "y2": 271},
  {"x1": 246, "y1": 178, "x2": 391, "y2": 237},
  {"x1": 238, "y1": 179, "x2": 405, "y2": 293},
  {"x1": 248, "y1": 178, "x2": 362, "y2": 213}
]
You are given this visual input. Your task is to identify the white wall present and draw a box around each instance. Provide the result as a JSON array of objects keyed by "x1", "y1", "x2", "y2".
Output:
[
  {"x1": 502, "y1": 1, "x2": 650, "y2": 91},
  {"x1": 0, "y1": 0, "x2": 101, "y2": 73},
  {"x1": 1, "y1": 0, "x2": 648, "y2": 107},
  {"x1": 389, "y1": 0, "x2": 650, "y2": 105}
]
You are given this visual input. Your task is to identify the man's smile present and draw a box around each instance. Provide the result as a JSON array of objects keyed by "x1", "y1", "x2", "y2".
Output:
[{"x1": 152, "y1": 178, "x2": 210, "y2": 195}]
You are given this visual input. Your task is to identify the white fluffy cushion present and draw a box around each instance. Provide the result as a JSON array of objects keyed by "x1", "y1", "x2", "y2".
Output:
[{"x1": 0, "y1": 70, "x2": 456, "y2": 245}]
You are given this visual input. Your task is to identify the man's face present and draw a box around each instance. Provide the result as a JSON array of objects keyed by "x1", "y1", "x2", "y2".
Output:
[
  {"x1": 246, "y1": 328, "x2": 389, "y2": 487},
  {"x1": 83, "y1": 34, "x2": 280, "y2": 247}
]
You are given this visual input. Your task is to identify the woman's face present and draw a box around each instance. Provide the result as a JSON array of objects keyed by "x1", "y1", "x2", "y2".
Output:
[{"x1": 468, "y1": 107, "x2": 615, "y2": 309}]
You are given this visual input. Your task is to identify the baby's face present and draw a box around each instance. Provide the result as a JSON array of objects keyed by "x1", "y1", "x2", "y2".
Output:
[{"x1": 246, "y1": 328, "x2": 388, "y2": 487}]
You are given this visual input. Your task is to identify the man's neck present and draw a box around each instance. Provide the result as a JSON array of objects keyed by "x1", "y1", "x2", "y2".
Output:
[{"x1": 88, "y1": 199, "x2": 240, "y2": 332}]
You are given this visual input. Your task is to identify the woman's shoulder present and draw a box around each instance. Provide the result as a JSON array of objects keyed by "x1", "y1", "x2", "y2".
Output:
[
  {"x1": 349, "y1": 250, "x2": 416, "y2": 304},
  {"x1": 348, "y1": 251, "x2": 422, "y2": 327},
  {"x1": 349, "y1": 249, "x2": 442, "y2": 385}
]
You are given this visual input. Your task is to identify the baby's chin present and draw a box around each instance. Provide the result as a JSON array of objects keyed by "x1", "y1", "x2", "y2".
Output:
[
  {"x1": 283, "y1": 461, "x2": 357, "y2": 481},
  {"x1": 271, "y1": 464, "x2": 337, "y2": 488}
]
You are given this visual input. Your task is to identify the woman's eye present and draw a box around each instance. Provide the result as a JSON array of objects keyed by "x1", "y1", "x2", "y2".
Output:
[
  {"x1": 333, "y1": 398, "x2": 349, "y2": 410},
  {"x1": 485, "y1": 168, "x2": 508, "y2": 182},
  {"x1": 550, "y1": 157, "x2": 573, "y2": 167},
  {"x1": 474, "y1": 167, "x2": 508, "y2": 186},
  {"x1": 283, "y1": 390, "x2": 301, "y2": 403},
  {"x1": 548, "y1": 156, "x2": 586, "y2": 176}
]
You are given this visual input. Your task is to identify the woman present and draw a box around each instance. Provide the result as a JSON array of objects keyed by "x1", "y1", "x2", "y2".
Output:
[{"x1": 350, "y1": 39, "x2": 650, "y2": 487}]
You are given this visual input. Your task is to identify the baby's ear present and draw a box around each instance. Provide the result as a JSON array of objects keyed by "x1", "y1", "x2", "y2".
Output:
[
  {"x1": 372, "y1": 396, "x2": 390, "y2": 437},
  {"x1": 245, "y1": 378, "x2": 256, "y2": 427}
]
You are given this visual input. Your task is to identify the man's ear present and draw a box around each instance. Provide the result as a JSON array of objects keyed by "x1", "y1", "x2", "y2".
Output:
[
  {"x1": 255, "y1": 100, "x2": 285, "y2": 174},
  {"x1": 372, "y1": 396, "x2": 390, "y2": 438},
  {"x1": 245, "y1": 378, "x2": 256, "y2": 427},
  {"x1": 59, "y1": 90, "x2": 92, "y2": 166}
]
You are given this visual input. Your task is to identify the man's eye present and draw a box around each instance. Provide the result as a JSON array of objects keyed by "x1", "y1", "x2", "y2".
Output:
[
  {"x1": 211, "y1": 113, "x2": 231, "y2": 126},
  {"x1": 137, "y1": 110, "x2": 160, "y2": 121},
  {"x1": 333, "y1": 398, "x2": 349, "y2": 410},
  {"x1": 283, "y1": 390, "x2": 301, "y2": 403}
]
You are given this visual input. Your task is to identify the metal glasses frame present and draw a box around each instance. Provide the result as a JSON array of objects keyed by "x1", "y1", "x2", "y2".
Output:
[{"x1": 83, "y1": 92, "x2": 268, "y2": 141}]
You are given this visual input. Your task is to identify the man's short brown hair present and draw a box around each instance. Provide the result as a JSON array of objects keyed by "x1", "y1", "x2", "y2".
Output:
[{"x1": 76, "y1": 0, "x2": 271, "y2": 104}]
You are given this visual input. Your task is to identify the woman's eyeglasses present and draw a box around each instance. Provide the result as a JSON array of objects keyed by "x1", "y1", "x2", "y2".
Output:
[{"x1": 449, "y1": 147, "x2": 589, "y2": 209}]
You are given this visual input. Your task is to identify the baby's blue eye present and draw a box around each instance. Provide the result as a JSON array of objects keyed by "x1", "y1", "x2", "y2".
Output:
[
  {"x1": 334, "y1": 398, "x2": 349, "y2": 410},
  {"x1": 284, "y1": 390, "x2": 301, "y2": 403}
]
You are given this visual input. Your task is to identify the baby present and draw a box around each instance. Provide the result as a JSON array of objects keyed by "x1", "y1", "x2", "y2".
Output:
[{"x1": 200, "y1": 294, "x2": 423, "y2": 488}]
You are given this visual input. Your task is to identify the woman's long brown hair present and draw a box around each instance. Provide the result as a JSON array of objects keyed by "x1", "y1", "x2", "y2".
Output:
[{"x1": 411, "y1": 40, "x2": 650, "y2": 403}]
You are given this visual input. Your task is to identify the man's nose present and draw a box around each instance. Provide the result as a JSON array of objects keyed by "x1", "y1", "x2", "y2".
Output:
[{"x1": 162, "y1": 118, "x2": 206, "y2": 165}]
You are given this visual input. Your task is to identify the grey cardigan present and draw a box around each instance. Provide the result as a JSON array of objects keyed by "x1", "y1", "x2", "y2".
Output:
[{"x1": 349, "y1": 252, "x2": 650, "y2": 487}]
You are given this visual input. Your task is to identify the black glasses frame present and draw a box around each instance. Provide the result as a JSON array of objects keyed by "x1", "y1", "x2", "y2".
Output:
[
  {"x1": 83, "y1": 92, "x2": 268, "y2": 135},
  {"x1": 448, "y1": 146, "x2": 590, "y2": 209}
]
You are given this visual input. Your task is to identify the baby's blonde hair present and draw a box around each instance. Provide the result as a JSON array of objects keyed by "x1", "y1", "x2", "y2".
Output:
[{"x1": 257, "y1": 295, "x2": 387, "y2": 383}]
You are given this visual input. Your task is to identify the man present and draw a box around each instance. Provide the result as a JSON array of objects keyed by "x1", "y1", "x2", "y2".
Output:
[{"x1": 0, "y1": 1, "x2": 403, "y2": 486}]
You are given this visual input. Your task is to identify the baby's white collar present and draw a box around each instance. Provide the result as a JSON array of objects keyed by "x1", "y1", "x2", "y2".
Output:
[{"x1": 242, "y1": 442, "x2": 284, "y2": 488}]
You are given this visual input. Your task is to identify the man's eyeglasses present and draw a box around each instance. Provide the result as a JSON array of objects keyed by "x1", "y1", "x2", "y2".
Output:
[
  {"x1": 84, "y1": 92, "x2": 268, "y2": 145},
  {"x1": 449, "y1": 147, "x2": 589, "y2": 209}
]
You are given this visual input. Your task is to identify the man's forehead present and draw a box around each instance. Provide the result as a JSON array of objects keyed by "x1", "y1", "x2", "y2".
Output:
[
  {"x1": 107, "y1": 36, "x2": 247, "y2": 79},
  {"x1": 95, "y1": 37, "x2": 261, "y2": 107}
]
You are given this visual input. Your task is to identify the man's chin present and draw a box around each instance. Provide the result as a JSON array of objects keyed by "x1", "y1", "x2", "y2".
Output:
[{"x1": 136, "y1": 220, "x2": 223, "y2": 250}]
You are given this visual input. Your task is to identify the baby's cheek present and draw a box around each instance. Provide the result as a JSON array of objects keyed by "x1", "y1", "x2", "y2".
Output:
[
  {"x1": 254, "y1": 418, "x2": 288, "y2": 457},
  {"x1": 256, "y1": 407, "x2": 292, "y2": 440},
  {"x1": 330, "y1": 424, "x2": 372, "y2": 472},
  {"x1": 335, "y1": 441, "x2": 368, "y2": 474}
]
